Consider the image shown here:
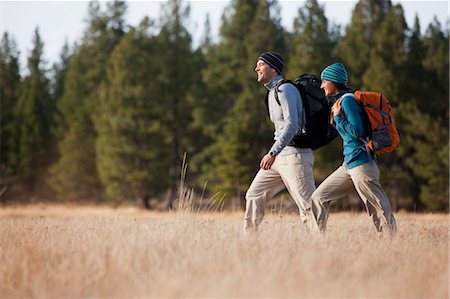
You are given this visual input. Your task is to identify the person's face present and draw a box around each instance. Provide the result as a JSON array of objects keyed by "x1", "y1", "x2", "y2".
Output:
[
  {"x1": 255, "y1": 60, "x2": 277, "y2": 84},
  {"x1": 320, "y1": 79, "x2": 339, "y2": 97}
]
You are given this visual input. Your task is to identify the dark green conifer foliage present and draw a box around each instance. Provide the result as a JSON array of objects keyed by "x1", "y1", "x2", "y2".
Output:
[
  {"x1": 95, "y1": 21, "x2": 171, "y2": 206},
  {"x1": 199, "y1": 14, "x2": 212, "y2": 53},
  {"x1": 362, "y1": 4, "x2": 407, "y2": 103},
  {"x1": 49, "y1": 50, "x2": 90, "y2": 200},
  {"x1": 181, "y1": 0, "x2": 263, "y2": 197},
  {"x1": 360, "y1": 5, "x2": 448, "y2": 211},
  {"x1": 287, "y1": 0, "x2": 339, "y2": 77},
  {"x1": 0, "y1": 33, "x2": 21, "y2": 178},
  {"x1": 151, "y1": 0, "x2": 198, "y2": 206},
  {"x1": 185, "y1": 15, "x2": 214, "y2": 180},
  {"x1": 202, "y1": 0, "x2": 260, "y2": 122},
  {"x1": 49, "y1": 1, "x2": 126, "y2": 200},
  {"x1": 337, "y1": 0, "x2": 391, "y2": 88},
  {"x1": 51, "y1": 41, "x2": 70, "y2": 107},
  {"x1": 46, "y1": 42, "x2": 71, "y2": 176},
  {"x1": 12, "y1": 28, "x2": 53, "y2": 189},
  {"x1": 401, "y1": 17, "x2": 427, "y2": 108},
  {"x1": 422, "y1": 18, "x2": 449, "y2": 119},
  {"x1": 394, "y1": 101, "x2": 449, "y2": 211},
  {"x1": 389, "y1": 17, "x2": 449, "y2": 211},
  {"x1": 206, "y1": 0, "x2": 287, "y2": 200}
]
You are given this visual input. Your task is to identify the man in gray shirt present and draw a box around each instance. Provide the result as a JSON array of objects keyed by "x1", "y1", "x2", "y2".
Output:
[{"x1": 243, "y1": 51, "x2": 316, "y2": 233}]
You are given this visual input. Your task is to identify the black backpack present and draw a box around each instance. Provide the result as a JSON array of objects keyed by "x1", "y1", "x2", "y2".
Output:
[{"x1": 264, "y1": 74, "x2": 338, "y2": 150}]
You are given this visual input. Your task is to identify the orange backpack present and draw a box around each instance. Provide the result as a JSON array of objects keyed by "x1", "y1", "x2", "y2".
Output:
[{"x1": 336, "y1": 91, "x2": 400, "y2": 155}]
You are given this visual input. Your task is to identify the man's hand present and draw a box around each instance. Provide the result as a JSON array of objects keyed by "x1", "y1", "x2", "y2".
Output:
[{"x1": 260, "y1": 153, "x2": 275, "y2": 170}]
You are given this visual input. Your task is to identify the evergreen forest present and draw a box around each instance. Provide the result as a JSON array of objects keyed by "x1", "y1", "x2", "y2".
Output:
[{"x1": 1, "y1": 0, "x2": 448, "y2": 211}]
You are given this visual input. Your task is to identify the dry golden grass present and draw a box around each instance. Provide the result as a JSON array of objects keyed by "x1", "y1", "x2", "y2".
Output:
[{"x1": 0, "y1": 205, "x2": 448, "y2": 298}]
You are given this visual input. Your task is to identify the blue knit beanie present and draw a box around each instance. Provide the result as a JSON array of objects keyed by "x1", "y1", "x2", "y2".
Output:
[
  {"x1": 258, "y1": 51, "x2": 285, "y2": 74},
  {"x1": 320, "y1": 63, "x2": 348, "y2": 84}
]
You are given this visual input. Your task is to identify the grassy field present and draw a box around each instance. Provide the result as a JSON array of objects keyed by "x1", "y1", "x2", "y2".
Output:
[{"x1": 0, "y1": 205, "x2": 448, "y2": 298}]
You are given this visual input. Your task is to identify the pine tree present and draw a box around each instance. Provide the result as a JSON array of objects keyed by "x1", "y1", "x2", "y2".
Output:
[
  {"x1": 150, "y1": 0, "x2": 199, "y2": 207},
  {"x1": 362, "y1": 3, "x2": 407, "y2": 104},
  {"x1": 49, "y1": 0, "x2": 126, "y2": 201},
  {"x1": 49, "y1": 104, "x2": 100, "y2": 200},
  {"x1": 394, "y1": 101, "x2": 449, "y2": 211},
  {"x1": 95, "y1": 22, "x2": 171, "y2": 206},
  {"x1": 12, "y1": 28, "x2": 53, "y2": 191},
  {"x1": 194, "y1": 0, "x2": 258, "y2": 198},
  {"x1": 390, "y1": 17, "x2": 449, "y2": 211},
  {"x1": 422, "y1": 18, "x2": 449, "y2": 119},
  {"x1": 401, "y1": 16, "x2": 427, "y2": 107},
  {"x1": 194, "y1": 0, "x2": 280, "y2": 188},
  {"x1": 201, "y1": 0, "x2": 261, "y2": 124},
  {"x1": 210, "y1": 89, "x2": 264, "y2": 200},
  {"x1": 0, "y1": 33, "x2": 21, "y2": 180},
  {"x1": 205, "y1": 0, "x2": 287, "y2": 202},
  {"x1": 337, "y1": 0, "x2": 391, "y2": 88},
  {"x1": 48, "y1": 41, "x2": 71, "y2": 173},
  {"x1": 361, "y1": 6, "x2": 449, "y2": 211},
  {"x1": 287, "y1": 0, "x2": 339, "y2": 77},
  {"x1": 51, "y1": 40, "x2": 70, "y2": 105},
  {"x1": 199, "y1": 14, "x2": 212, "y2": 53},
  {"x1": 185, "y1": 15, "x2": 214, "y2": 183}
]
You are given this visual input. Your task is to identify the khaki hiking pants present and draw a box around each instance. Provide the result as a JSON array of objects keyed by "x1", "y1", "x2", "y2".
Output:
[
  {"x1": 311, "y1": 162, "x2": 397, "y2": 233},
  {"x1": 244, "y1": 152, "x2": 315, "y2": 232}
]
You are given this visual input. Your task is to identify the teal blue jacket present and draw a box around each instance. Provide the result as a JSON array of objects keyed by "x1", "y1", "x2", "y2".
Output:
[{"x1": 333, "y1": 90, "x2": 370, "y2": 169}]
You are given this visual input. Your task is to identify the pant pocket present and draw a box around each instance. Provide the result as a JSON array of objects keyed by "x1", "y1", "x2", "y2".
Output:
[{"x1": 285, "y1": 153, "x2": 303, "y2": 165}]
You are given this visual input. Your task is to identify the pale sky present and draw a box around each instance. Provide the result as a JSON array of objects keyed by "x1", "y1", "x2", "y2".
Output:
[{"x1": 1, "y1": 0, "x2": 449, "y2": 72}]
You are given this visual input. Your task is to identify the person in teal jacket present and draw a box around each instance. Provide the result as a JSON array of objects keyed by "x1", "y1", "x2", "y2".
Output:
[{"x1": 311, "y1": 63, "x2": 396, "y2": 234}]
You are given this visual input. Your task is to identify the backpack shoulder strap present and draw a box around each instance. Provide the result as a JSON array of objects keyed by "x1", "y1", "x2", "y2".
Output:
[
  {"x1": 264, "y1": 90, "x2": 270, "y2": 116},
  {"x1": 339, "y1": 92, "x2": 356, "y2": 102},
  {"x1": 265, "y1": 79, "x2": 299, "y2": 117},
  {"x1": 334, "y1": 93, "x2": 355, "y2": 114},
  {"x1": 272, "y1": 79, "x2": 291, "y2": 106}
]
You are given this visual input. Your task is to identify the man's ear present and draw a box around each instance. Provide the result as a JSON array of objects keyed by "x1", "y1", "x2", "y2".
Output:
[{"x1": 272, "y1": 68, "x2": 278, "y2": 76}]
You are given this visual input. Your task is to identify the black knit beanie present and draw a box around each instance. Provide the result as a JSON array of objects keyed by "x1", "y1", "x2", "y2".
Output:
[{"x1": 258, "y1": 51, "x2": 285, "y2": 74}]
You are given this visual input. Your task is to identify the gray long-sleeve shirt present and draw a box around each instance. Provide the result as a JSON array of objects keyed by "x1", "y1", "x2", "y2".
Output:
[{"x1": 266, "y1": 75, "x2": 312, "y2": 156}]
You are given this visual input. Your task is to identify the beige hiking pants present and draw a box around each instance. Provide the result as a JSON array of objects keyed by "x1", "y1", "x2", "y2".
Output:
[
  {"x1": 311, "y1": 162, "x2": 397, "y2": 233},
  {"x1": 244, "y1": 152, "x2": 315, "y2": 231}
]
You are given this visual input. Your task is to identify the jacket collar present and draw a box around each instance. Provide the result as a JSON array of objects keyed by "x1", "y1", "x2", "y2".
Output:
[
  {"x1": 264, "y1": 75, "x2": 284, "y2": 90},
  {"x1": 333, "y1": 89, "x2": 353, "y2": 101}
]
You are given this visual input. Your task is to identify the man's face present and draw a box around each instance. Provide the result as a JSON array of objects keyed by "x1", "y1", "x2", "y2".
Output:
[{"x1": 255, "y1": 60, "x2": 277, "y2": 84}]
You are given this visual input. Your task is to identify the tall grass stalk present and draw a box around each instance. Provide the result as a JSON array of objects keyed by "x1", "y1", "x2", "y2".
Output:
[
  {"x1": 174, "y1": 153, "x2": 224, "y2": 215},
  {"x1": 175, "y1": 153, "x2": 195, "y2": 215}
]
